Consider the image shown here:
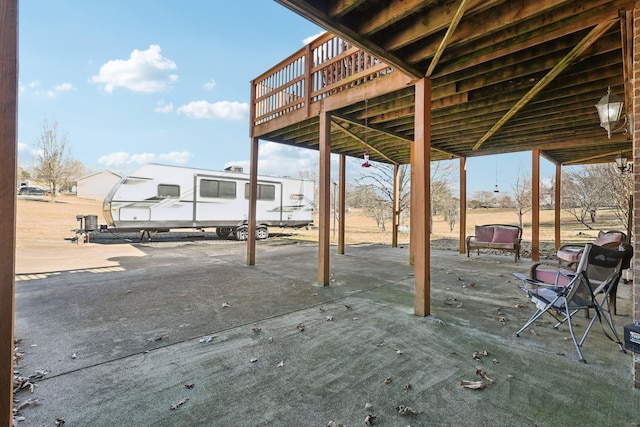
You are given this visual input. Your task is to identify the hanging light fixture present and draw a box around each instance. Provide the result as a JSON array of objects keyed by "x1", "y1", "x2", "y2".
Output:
[
  {"x1": 615, "y1": 150, "x2": 633, "y2": 174},
  {"x1": 595, "y1": 86, "x2": 628, "y2": 138},
  {"x1": 493, "y1": 156, "x2": 500, "y2": 193}
]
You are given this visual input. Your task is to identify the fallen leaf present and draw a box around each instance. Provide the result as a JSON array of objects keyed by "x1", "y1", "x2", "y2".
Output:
[
  {"x1": 54, "y1": 417, "x2": 66, "y2": 426},
  {"x1": 345, "y1": 304, "x2": 352, "y2": 309},
  {"x1": 515, "y1": 303, "x2": 525, "y2": 308},
  {"x1": 492, "y1": 359, "x2": 499, "y2": 364},
  {"x1": 384, "y1": 376, "x2": 392, "y2": 384},
  {"x1": 170, "y1": 397, "x2": 190, "y2": 410},
  {"x1": 396, "y1": 349, "x2": 403, "y2": 355},
  {"x1": 199, "y1": 336, "x2": 213, "y2": 343},
  {"x1": 470, "y1": 282, "x2": 477, "y2": 287},
  {"x1": 319, "y1": 305, "x2": 326, "y2": 312},
  {"x1": 221, "y1": 302, "x2": 230, "y2": 308},
  {"x1": 277, "y1": 360, "x2": 284, "y2": 367},
  {"x1": 325, "y1": 422, "x2": 344, "y2": 427},
  {"x1": 252, "y1": 328, "x2": 262, "y2": 333},
  {"x1": 184, "y1": 383, "x2": 195, "y2": 389},
  {"x1": 460, "y1": 380, "x2": 486, "y2": 390},
  {"x1": 529, "y1": 329, "x2": 538, "y2": 336},
  {"x1": 476, "y1": 369, "x2": 495, "y2": 383},
  {"x1": 364, "y1": 402, "x2": 375, "y2": 410},
  {"x1": 15, "y1": 398, "x2": 40, "y2": 411},
  {"x1": 296, "y1": 323, "x2": 305, "y2": 332},
  {"x1": 147, "y1": 334, "x2": 167, "y2": 342},
  {"x1": 311, "y1": 292, "x2": 319, "y2": 296},
  {"x1": 396, "y1": 405, "x2": 417, "y2": 415},
  {"x1": 250, "y1": 358, "x2": 258, "y2": 363},
  {"x1": 71, "y1": 353, "x2": 77, "y2": 359},
  {"x1": 364, "y1": 414, "x2": 377, "y2": 425},
  {"x1": 472, "y1": 351, "x2": 482, "y2": 361},
  {"x1": 403, "y1": 383, "x2": 412, "y2": 391},
  {"x1": 326, "y1": 316, "x2": 334, "y2": 321}
]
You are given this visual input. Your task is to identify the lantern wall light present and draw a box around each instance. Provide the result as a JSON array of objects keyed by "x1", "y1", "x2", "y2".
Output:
[
  {"x1": 595, "y1": 86, "x2": 632, "y2": 138},
  {"x1": 615, "y1": 151, "x2": 633, "y2": 174}
]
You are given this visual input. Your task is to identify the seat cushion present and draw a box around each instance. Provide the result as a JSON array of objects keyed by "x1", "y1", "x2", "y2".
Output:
[
  {"x1": 594, "y1": 231, "x2": 624, "y2": 246},
  {"x1": 475, "y1": 225, "x2": 494, "y2": 242},
  {"x1": 493, "y1": 227, "x2": 519, "y2": 243},
  {"x1": 531, "y1": 266, "x2": 574, "y2": 287},
  {"x1": 557, "y1": 247, "x2": 582, "y2": 263}
]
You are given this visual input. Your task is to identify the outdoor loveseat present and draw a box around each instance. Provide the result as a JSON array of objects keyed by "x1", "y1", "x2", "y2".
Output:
[{"x1": 466, "y1": 224, "x2": 522, "y2": 262}]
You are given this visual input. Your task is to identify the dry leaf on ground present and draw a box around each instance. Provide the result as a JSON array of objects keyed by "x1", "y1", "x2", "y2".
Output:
[
  {"x1": 460, "y1": 380, "x2": 486, "y2": 390},
  {"x1": 396, "y1": 405, "x2": 417, "y2": 416},
  {"x1": 170, "y1": 397, "x2": 190, "y2": 410}
]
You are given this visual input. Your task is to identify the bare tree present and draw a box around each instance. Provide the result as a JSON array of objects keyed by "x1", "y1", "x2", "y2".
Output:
[
  {"x1": 512, "y1": 172, "x2": 532, "y2": 229},
  {"x1": 561, "y1": 166, "x2": 607, "y2": 229},
  {"x1": 33, "y1": 120, "x2": 73, "y2": 201}
]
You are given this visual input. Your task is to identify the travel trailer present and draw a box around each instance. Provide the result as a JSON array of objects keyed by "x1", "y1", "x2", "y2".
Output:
[{"x1": 102, "y1": 163, "x2": 315, "y2": 240}]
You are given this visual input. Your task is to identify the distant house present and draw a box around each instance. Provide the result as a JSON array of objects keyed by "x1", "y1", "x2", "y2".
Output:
[{"x1": 76, "y1": 170, "x2": 121, "y2": 200}]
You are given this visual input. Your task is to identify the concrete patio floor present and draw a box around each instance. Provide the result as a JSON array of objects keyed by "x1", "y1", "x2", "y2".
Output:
[{"x1": 13, "y1": 236, "x2": 640, "y2": 426}]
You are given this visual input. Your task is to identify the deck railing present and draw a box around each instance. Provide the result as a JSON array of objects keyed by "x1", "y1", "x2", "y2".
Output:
[{"x1": 252, "y1": 33, "x2": 393, "y2": 126}]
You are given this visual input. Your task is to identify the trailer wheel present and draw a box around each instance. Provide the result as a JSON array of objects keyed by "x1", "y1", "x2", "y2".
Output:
[
  {"x1": 216, "y1": 227, "x2": 231, "y2": 238},
  {"x1": 235, "y1": 226, "x2": 248, "y2": 241},
  {"x1": 256, "y1": 226, "x2": 269, "y2": 240}
]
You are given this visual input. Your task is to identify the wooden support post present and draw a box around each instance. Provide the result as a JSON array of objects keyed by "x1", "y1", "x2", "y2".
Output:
[
  {"x1": 0, "y1": 0, "x2": 17, "y2": 423},
  {"x1": 413, "y1": 78, "x2": 431, "y2": 317},
  {"x1": 631, "y1": 1, "x2": 640, "y2": 388},
  {"x1": 409, "y1": 144, "x2": 415, "y2": 266},
  {"x1": 531, "y1": 149, "x2": 540, "y2": 261},
  {"x1": 246, "y1": 137, "x2": 258, "y2": 266},
  {"x1": 392, "y1": 164, "x2": 400, "y2": 248},
  {"x1": 459, "y1": 157, "x2": 467, "y2": 254},
  {"x1": 318, "y1": 111, "x2": 331, "y2": 285},
  {"x1": 338, "y1": 153, "x2": 346, "y2": 254},
  {"x1": 555, "y1": 163, "x2": 561, "y2": 250}
]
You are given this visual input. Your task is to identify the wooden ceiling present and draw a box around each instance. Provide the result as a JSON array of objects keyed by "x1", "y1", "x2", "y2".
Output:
[{"x1": 256, "y1": 0, "x2": 634, "y2": 165}]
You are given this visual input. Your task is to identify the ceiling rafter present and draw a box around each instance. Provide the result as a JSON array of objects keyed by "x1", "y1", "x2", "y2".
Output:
[
  {"x1": 331, "y1": 119, "x2": 398, "y2": 164},
  {"x1": 471, "y1": 17, "x2": 618, "y2": 151},
  {"x1": 425, "y1": 0, "x2": 471, "y2": 78}
]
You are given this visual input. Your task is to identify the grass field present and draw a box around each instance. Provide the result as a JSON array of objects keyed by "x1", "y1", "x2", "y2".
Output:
[{"x1": 16, "y1": 195, "x2": 627, "y2": 259}]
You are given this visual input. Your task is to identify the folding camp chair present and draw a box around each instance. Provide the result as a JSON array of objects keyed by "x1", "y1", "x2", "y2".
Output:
[{"x1": 513, "y1": 243, "x2": 625, "y2": 363}]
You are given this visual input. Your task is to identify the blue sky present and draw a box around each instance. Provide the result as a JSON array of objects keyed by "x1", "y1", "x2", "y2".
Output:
[{"x1": 17, "y1": 0, "x2": 556, "y2": 195}]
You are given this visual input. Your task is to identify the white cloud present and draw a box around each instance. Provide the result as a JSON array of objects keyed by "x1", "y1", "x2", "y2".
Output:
[
  {"x1": 90, "y1": 44, "x2": 178, "y2": 94},
  {"x1": 129, "y1": 152, "x2": 158, "y2": 164},
  {"x1": 17, "y1": 142, "x2": 27, "y2": 151},
  {"x1": 203, "y1": 79, "x2": 216, "y2": 91},
  {"x1": 98, "y1": 152, "x2": 130, "y2": 169},
  {"x1": 176, "y1": 100, "x2": 248, "y2": 120},
  {"x1": 39, "y1": 82, "x2": 75, "y2": 98},
  {"x1": 225, "y1": 142, "x2": 322, "y2": 178},
  {"x1": 159, "y1": 151, "x2": 191, "y2": 164},
  {"x1": 302, "y1": 31, "x2": 326, "y2": 45},
  {"x1": 155, "y1": 99, "x2": 174, "y2": 113},
  {"x1": 98, "y1": 150, "x2": 193, "y2": 169},
  {"x1": 29, "y1": 80, "x2": 40, "y2": 88}
]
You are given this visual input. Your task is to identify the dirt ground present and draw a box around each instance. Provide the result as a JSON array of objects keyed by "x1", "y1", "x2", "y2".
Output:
[{"x1": 14, "y1": 194, "x2": 626, "y2": 272}]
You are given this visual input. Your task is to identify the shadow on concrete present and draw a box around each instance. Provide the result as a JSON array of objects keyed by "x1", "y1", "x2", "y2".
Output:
[{"x1": 13, "y1": 241, "x2": 640, "y2": 426}]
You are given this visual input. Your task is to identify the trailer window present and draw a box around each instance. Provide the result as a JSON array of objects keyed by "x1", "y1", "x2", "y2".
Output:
[
  {"x1": 158, "y1": 184, "x2": 180, "y2": 199},
  {"x1": 200, "y1": 179, "x2": 236, "y2": 199},
  {"x1": 244, "y1": 183, "x2": 276, "y2": 201}
]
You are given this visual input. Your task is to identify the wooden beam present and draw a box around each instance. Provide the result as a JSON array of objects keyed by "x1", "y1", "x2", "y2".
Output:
[
  {"x1": 338, "y1": 154, "x2": 346, "y2": 254},
  {"x1": 247, "y1": 137, "x2": 258, "y2": 266},
  {"x1": 331, "y1": 119, "x2": 398, "y2": 164},
  {"x1": 0, "y1": 0, "x2": 17, "y2": 424},
  {"x1": 318, "y1": 111, "x2": 331, "y2": 286},
  {"x1": 563, "y1": 149, "x2": 624, "y2": 164},
  {"x1": 426, "y1": 0, "x2": 471, "y2": 78},
  {"x1": 329, "y1": 0, "x2": 366, "y2": 18},
  {"x1": 532, "y1": 149, "x2": 540, "y2": 261},
  {"x1": 459, "y1": 157, "x2": 467, "y2": 254},
  {"x1": 555, "y1": 163, "x2": 561, "y2": 250},
  {"x1": 392, "y1": 164, "x2": 400, "y2": 248},
  {"x1": 413, "y1": 78, "x2": 431, "y2": 317},
  {"x1": 472, "y1": 18, "x2": 619, "y2": 151}
]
